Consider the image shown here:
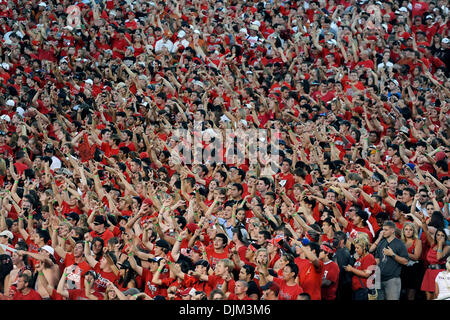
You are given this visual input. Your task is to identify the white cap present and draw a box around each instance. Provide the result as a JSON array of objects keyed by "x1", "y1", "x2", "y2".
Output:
[
  {"x1": 239, "y1": 119, "x2": 248, "y2": 127},
  {"x1": 252, "y1": 20, "x2": 261, "y2": 27},
  {"x1": 85, "y1": 79, "x2": 93, "y2": 85},
  {"x1": 239, "y1": 28, "x2": 248, "y2": 35},
  {"x1": 442, "y1": 38, "x2": 450, "y2": 44},
  {"x1": 5, "y1": 99, "x2": 15, "y2": 107},
  {"x1": 192, "y1": 80, "x2": 204, "y2": 88},
  {"x1": 63, "y1": 25, "x2": 73, "y2": 31},
  {"x1": 398, "y1": 7, "x2": 408, "y2": 12},
  {"x1": 327, "y1": 39, "x2": 337, "y2": 45},
  {"x1": 16, "y1": 107, "x2": 25, "y2": 117},
  {"x1": 0, "y1": 114, "x2": 11, "y2": 122},
  {"x1": 41, "y1": 245, "x2": 54, "y2": 256},
  {"x1": 178, "y1": 30, "x2": 186, "y2": 38},
  {"x1": 426, "y1": 15, "x2": 433, "y2": 19},
  {"x1": 38, "y1": 2, "x2": 47, "y2": 7},
  {"x1": 0, "y1": 230, "x2": 13, "y2": 239},
  {"x1": 193, "y1": 29, "x2": 200, "y2": 35},
  {"x1": 1, "y1": 62, "x2": 9, "y2": 70}
]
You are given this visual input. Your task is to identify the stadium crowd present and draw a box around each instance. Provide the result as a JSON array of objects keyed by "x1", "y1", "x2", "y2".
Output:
[{"x1": 0, "y1": 0, "x2": 450, "y2": 301}]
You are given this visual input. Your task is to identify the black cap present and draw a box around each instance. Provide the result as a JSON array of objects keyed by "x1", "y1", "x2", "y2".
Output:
[
  {"x1": 155, "y1": 239, "x2": 171, "y2": 251},
  {"x1": 66, "y1": 212, "x2": 80, "y2": 222}
]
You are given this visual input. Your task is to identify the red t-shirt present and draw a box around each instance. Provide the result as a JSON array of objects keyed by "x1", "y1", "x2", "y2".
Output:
[
  {"x1": 351, "y1": 253, "x2": 376, "y2": 291},
  {"x1": 12, "y1": 289, "x2": 42, "y2": 300},
  {"x1": 89, "y1": 228, "x2": 115, "y2": 245},
  {"x1": 205, "y1": 247, "x2": 229, "y2": 270},
  {"x1": 321, "y1": 260, "x2": 340, "y2": 300},
  {"x1": 68, "y1": 289, "x2": 104, "y2": 300},
  {"x1": 272, "y1": 276, "x2": 304, "y2": 300},
  {"x1": 296, "y1": 257, "x2": 324, "y2": 300},
  {"x1": 207, "y1": 274, "x2": 235, "y2": 294},
  {"x1": 93, "y1": 262, "x2": 119, "y2": 293}
]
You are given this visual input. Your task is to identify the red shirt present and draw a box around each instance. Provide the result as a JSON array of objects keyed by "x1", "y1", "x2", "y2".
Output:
[
  {"x1": 228, "y1": 293, "x2": 252, "y2": 300},
  {"x1": 296, "y1": 257, "x2": 324, "y2": 300},
  {"x1": 351, "y1": 253, "x2": 376, "y2": 291},
  {"x1": 182, "y1": 274, "x2": 213, "y2": 297},
  {"x1": 12, "y1": 289, "x2": 42, "y2": 300},
  {"x1": 141, "y1": 268, "x2": 163, "y2": 298},
  {"x1": 205, "y1": 247, "x2": 229, "y2": 270},
  {"x1": 68, "y1": 289, "x2": 104, "y2": 300},
  {"x1": 89, "y1": 228, "x2": 114, "y2": 245},
  {"x1": 272, "y1": 276, "x2": 304, "y2": 300},
  {"x1": 207, "y1": 274, "x2": 235, "y2": 294},
  {"x1": 321, "y1": 260, "x2": 340, "y2": 300},
  {"x1": 93, "y1": 262, "x2": 119, "y2": 293}
]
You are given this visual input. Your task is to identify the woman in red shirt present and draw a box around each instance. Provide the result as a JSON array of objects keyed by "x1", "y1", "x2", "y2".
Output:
[{"x1": 344, "y1": 234, "x2": 376, "y2": 300}]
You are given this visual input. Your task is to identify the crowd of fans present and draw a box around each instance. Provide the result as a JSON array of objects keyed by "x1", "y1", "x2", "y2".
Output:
[{"x1": 0, "y1": 0, "x2": 450, "y2": 301}]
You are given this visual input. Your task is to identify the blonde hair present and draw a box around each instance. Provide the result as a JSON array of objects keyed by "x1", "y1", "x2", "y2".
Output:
[
  {"x1": 354, "y1": 232, "x2": 370, "y2": 253},
  {"x1": 219, "y1": 258, "x2": 235, "y2": 273},
  {"x1": 401, "y1": 221, "x2": 418, "y2": 241}
]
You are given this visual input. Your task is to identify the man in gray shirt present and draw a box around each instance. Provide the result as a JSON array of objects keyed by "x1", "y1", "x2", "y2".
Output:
[{"x1": 371, "y1": 220, "x2": 409, "y2": 300}]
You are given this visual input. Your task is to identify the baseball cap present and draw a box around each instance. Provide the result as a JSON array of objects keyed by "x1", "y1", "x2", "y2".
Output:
[
  {"x1": 155, "y1": 239, "x2": 171, "y2": 251},
  {"x1": 66, "y1": 211, "x2": 80, "y2": 222},
  {"x1": 93, "y1": 215, "x2": 109, "y2": 226},
  {"x1": 5, "y1": 99, "x2": 15, "y2": 107},
  {"x1": 123, "y1": 288, "x2": 140, "y2": 296},
  {"x1": 148, "y1": 256, "x2": 163, "y2": 263},
  {"x1": 0, "y1": 115, "x2": 11, "y2": 122},
  {"x1": 41, "y1": 245, "x2": 54, "y2": 256},
  {"x1": 442, "y1": 38, "x2": 450, "y2": 44},
  {"x1": 355, "y1": 210, "x2": 369, "y2": 221},
  {"x1": 194, "y1": 259, "x2": 210, "y2": 269},
  {"x1": 0, "y1": 230, "x2": 13, "y2": 240},
  {"x1": 260, "y1": 281, "x2": 280, "y2": 294}
]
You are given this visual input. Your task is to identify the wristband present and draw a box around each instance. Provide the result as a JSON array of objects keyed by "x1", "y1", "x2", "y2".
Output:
[
  {"x1": 167, "y1": 261, "x2": 171, "y2": 265},
  {"x1": 177, "y1": 236, "x2": 182, "y2": 242},
  {"x1": 39, "y1": 272, "x2": 44, "y2": 276},
  {"x1": 63, "y1": 273, "x2": 68, "y2": 277},
  {"x1": 157, "y1": 268, "x2": 162, "y2": 272},
  {"x1": 62, "y1": 238, "x2": 67, "y2": 241},
  {"x1": 18, "y1": 217, "x2": 23, "y2": 220},
  {"x1": 28, "y1": 215, "x2": 33, "y2": 220},
  {"x1": 128, "y1": 252, "x2": 133, "y2": 257}
]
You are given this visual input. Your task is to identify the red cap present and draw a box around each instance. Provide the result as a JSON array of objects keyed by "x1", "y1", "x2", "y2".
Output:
[
  {"x1": 186, "y1": 223, "x2": 199, "y2": 234},
  {"x1": 140, "y1": 152, "x2": 149, "y2": 159}
]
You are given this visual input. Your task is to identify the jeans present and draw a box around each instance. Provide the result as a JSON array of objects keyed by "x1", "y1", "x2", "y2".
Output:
[{"x1": 378, "y1": 277, "x2": 402, "y2": 300}]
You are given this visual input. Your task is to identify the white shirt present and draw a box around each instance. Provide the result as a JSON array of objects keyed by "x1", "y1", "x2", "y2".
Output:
[
  {"x1": 154, "y1": 38, "x2": 174, "y2": 53},
  {"x1": 171, "y1": 39, "x2": 190, "y2": 53},
  {"x1": 435, "y1": 271, "x2": 450, "y2": 300},
  {"x1": 50, "y1": 156, "x2": 62, "y2": 171}
]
